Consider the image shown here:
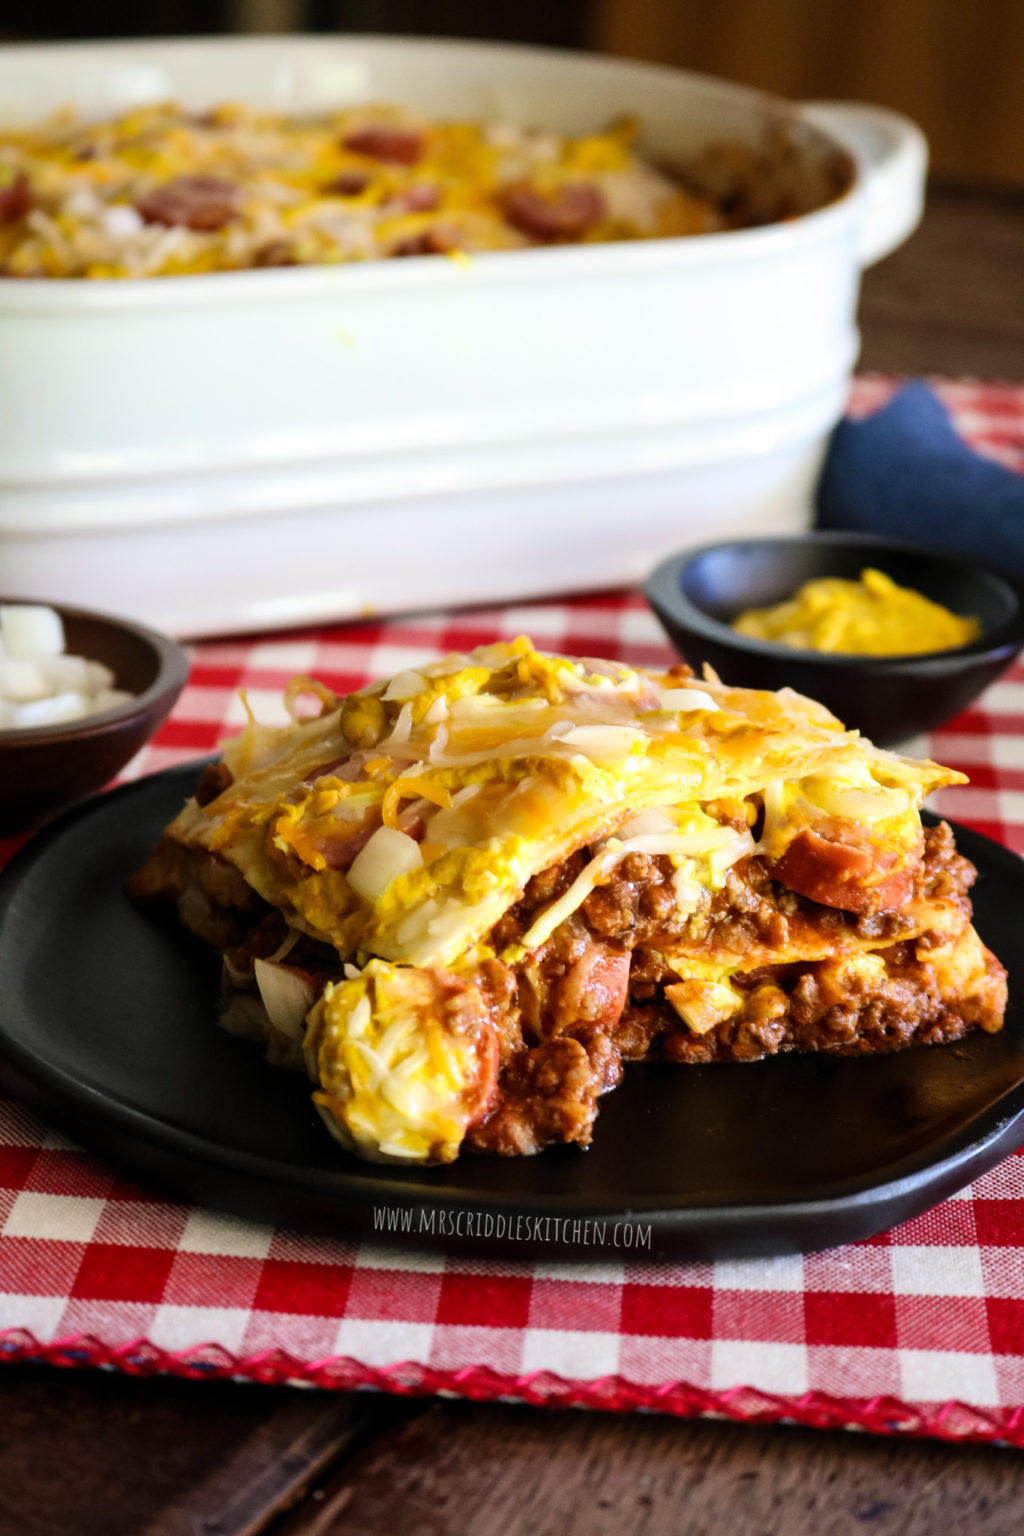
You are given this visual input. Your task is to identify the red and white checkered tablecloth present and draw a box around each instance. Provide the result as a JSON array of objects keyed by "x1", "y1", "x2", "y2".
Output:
[{"x1": 2, "y1": 376, "x2": 1024, "y2": 1445}]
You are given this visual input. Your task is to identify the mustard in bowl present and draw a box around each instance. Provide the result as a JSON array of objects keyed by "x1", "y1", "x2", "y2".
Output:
[
  {"x1": 645, "y1": 534, "x2": 1024, "y2": 746},
  {"x1": 731, "y1": 566, "x2": 981, "y2": 657}
]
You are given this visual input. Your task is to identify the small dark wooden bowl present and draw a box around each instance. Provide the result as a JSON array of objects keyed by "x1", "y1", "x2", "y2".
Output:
[
  {"x1": 0, "y1": 601, "x2": 189, "y2": 834},
  {"x1": 645, "y1": 534, "x2": 1024, "y2": 747}
]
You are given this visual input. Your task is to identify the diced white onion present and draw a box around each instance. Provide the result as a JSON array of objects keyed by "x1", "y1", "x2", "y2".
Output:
[
  {"x1": 254, "y1": 960, "x2": 316, "y2": 1040},
  {"x1": 1, "y1": 604, "x2": 64, "y2": 658},
  {"x1": 379, "y1": 702, "x2": 414, "y2": 747},
  {"x1": 83, "y1": 660, "x2": 117, "y2": 692},
  {"x1": 347, "y1": 825, "x2": 423, "y2": 902},
  {"x1": 63, "y1": 187, "x2": 100, "y2": 218},
  {"x1": 100, "y1": 203, "x2": 144, "y2": 239},
  {"x1": 37, "y1": 653, "x2": 93, "y2": 692},
  {"x1": 15, "y1": 691, "x2": 89, "y2": 728},
  {"x1": 0, "y1": 604, "x2": 133, "y2": 732},
  {"x1": 664, "y1": 980, "x2": 742, "y2": 1035},
  {"x1": 559, "y1": 724, "x2": 645, "y2": 757},
  {"x1": 656, "y1": 687, "x2": 720, "y2": 713},
  {"x1": 617, "y1": 807, "x2": 677, "y2": 839},
  {"x1": 807, "y1": 779, "x2": 909, "y2": 823},
  {"x1": 424, "y1": 804, "x2": 477, "y2": 849},
  {"x1": 395, "y1": 896, "x2": 442, "y2": 946},
  {"x1": 426, "y1": 899, "x2": 474, "y2": 943},
  {"x1": 383, "y1": 670, "x2": 427, "y2": 702},
  {"x1": 0, "y1": 658, "x2": 49, "y2": 702}
]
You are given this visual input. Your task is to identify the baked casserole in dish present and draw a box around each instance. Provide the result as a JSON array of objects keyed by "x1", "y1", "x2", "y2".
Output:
[
  {"x1": 0, "y1": 37, "x2": 926, "y2": 635},
  {"x1": 0, "y1": 103, "x2": 737, "y2": 278}
]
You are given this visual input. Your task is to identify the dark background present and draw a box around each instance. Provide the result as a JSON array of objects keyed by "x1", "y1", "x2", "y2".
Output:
[
  {"x1": 0, "y1": 1, "x2": 587, "y2": 45},
  {"x1": 1, "y1": 0, "x2": 1021, "y2": 185}
]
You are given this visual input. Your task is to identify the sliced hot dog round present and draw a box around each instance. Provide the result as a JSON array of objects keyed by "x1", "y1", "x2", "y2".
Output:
[
  {"x1": 498, "y1": 181, "x2": 605, "y2": 241},
  {"x1": 135, "y1": 175, "x2": 240, "y2": 232},
  {"x1": 341, "y1": 125, "x2": 426, "y2": 165}
]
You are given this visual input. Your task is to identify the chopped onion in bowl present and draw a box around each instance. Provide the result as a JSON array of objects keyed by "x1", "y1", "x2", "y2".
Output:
[
  {"x1": 0, "y1": 603, "x2": 64, "y2": 658},
  {"x1": 16, "y1": 692, "x2": 91, "y2": 728},
  {"x1": 0, "y1": 604, "x2": 134, "y2": 731},
  {"x1": 0, "y1": 659, "x2": 50, "y2": 702}
]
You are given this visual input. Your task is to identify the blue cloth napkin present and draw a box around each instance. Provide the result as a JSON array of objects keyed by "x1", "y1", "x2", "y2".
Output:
[{"x1": 816, "y1": 381, "x2": 1024, "y2": 575}]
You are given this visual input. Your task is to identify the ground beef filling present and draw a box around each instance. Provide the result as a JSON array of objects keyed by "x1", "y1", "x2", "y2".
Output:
[
  {"x1": 465, "y1": 821, "x2": 996, "y2": 1148},
  {"x1": 128, "y1": 834, "x2": 267, "y2": 951},
  {"x1": 657, "y1": 939, "x2": 1006, "y2": 1065},
  {"x1": 467, "y1": 1036, "x2": 622, "y2": 1157}
]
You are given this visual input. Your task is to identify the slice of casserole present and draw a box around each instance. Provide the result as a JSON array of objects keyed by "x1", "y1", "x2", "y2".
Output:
[{"x1": 130, "y1": 638, "x2": 1007, "y2": 1163}]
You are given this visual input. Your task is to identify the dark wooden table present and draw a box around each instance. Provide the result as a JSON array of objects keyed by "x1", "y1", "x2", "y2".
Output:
[{"x1": 3, "y1": 179, "x2": 1024, "y2": 1536}]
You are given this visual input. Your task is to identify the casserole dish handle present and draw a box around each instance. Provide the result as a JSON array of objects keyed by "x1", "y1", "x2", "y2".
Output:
[{"x1": 803, "y1": 102, "x2": 927, "y2": 268}]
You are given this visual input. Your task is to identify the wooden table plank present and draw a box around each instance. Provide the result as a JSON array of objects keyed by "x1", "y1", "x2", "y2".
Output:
[
  {"x1": 148, "y1": 1390, "x2": 413, "y2": 1536},
  {"x1": 859, "y1": 180, "x2": 1024, "y2": 381},
  {"x1": 0, "y1": 1365, "x2": 408, "y2": 1536},
  {"x1": 274, "y1": 1401, "x2": 1024, "y2": 1536}
]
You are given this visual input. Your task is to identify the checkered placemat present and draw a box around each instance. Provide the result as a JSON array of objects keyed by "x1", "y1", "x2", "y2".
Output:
[{"x1": 2, "y1": 376, "x2": 1024, "y2": 1445}]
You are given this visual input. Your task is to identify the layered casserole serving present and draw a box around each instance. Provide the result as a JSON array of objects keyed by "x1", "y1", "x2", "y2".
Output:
[{"x1": 130, "y1": 640, "x2": 1007, "y2": 1164}]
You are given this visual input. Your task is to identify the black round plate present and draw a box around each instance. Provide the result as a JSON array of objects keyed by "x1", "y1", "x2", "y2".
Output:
[{"x1": 0, "y1": 762, "x2": 1022, "y2": 1263}]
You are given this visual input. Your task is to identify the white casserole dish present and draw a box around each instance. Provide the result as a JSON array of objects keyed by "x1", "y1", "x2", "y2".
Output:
[{"x1": 0, "y1": 36, "x2": 926, "y2": 637}]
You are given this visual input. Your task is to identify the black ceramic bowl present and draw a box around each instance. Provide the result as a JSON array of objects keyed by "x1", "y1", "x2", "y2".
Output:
[
  {"x1": 0, "y1": 600, "x2": 190, "y2": 835},
  {"x1": 645, "y1": 534, "x2": 1024, "y2": 746}
]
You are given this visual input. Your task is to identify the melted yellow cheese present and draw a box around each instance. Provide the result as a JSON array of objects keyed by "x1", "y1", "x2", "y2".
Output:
[
  {"x1": 306, "y1": 960, "x2": 479, "y2": 1162},
  {"x1": 166, "y1": 638, "x2": 964, "y2": 972}
]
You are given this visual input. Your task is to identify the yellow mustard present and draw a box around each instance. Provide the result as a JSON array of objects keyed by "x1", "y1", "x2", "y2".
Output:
[{"x1": 732, "y1": 567, "x2": 980, "y2": 656}]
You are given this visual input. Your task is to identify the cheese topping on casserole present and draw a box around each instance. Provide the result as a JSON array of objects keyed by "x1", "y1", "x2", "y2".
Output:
[
  {"x1": 0, "y1": 103, "x2": 722, "y2": 278},
  {"x1": 131, "y1": 639, "x2": 1007, "y2": 1164}
]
